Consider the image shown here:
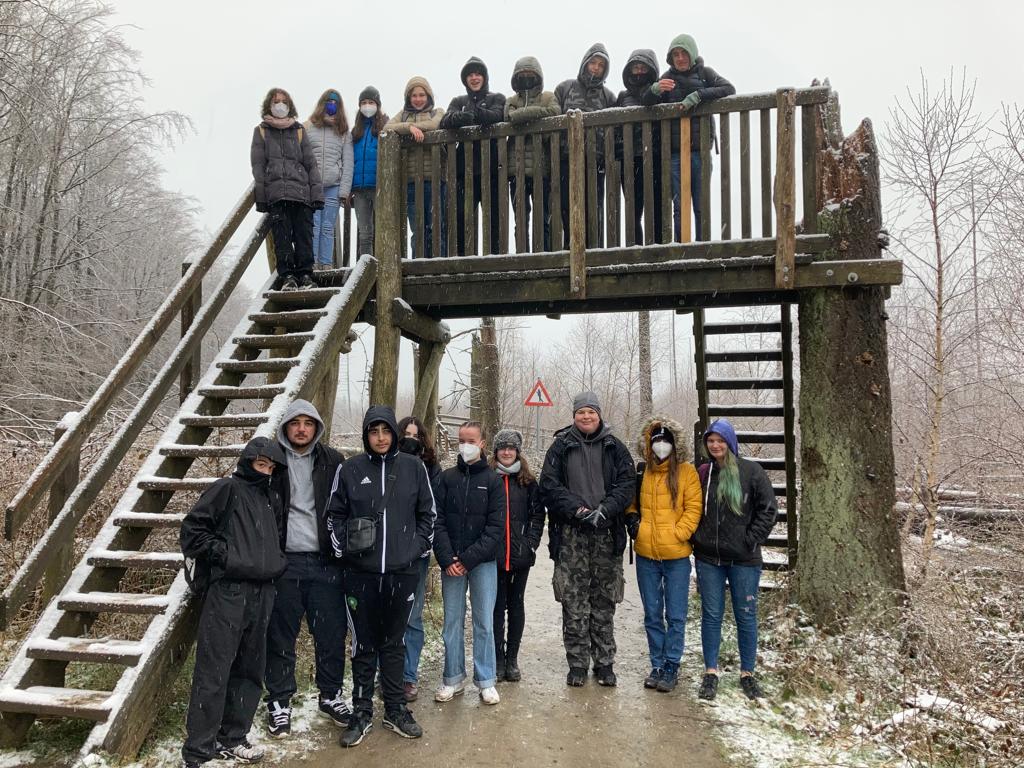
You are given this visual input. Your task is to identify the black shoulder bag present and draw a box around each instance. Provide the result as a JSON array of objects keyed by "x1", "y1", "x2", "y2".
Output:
[{"x1": 345, "y1": 471, "x2": 398, "y2": 555}]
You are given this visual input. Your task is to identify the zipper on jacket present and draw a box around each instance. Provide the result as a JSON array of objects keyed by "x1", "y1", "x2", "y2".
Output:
[
  {"x1": 702, "y1": 464, "x2": 722, "y2": 566},
  {"x1": 504, "y1": 475, "x2": 511, "y2": 570},
  {"x1": 380, "y1": 460, "x2": 387, "y2": 574}
]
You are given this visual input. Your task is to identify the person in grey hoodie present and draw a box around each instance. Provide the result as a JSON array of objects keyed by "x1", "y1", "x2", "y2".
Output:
[
  {"x1": 305, "y1": 89, "x2": 354, "y2": 269},
  {"x1": 263, "y1": 400, "x2": 347, "y2": 738}
]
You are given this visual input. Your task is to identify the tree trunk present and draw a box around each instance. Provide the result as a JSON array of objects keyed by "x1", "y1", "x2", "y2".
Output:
[
  {"x1": 473, "y1": 317, "x2": 500, "y2": 442},
  {"x1": 795, "y1": 92, "x2": 906, "y2": 627},
  {"x1": 638, "y1": 311, "x2": 652, "y2": 413}
]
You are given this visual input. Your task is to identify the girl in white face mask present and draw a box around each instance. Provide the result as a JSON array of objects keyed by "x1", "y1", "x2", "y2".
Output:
[{"x1": 624, "y1": 418, "x2": 703, "y2": 694}]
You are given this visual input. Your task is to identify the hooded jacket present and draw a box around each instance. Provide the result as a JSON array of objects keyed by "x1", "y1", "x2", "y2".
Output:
[
  {"x1": 691, "y1": 419, "x2": 778, "y2": 567},
  {"x1": 304, "y1": 122, "x2": 354, "y2": 196},
  {"x1": 641, "y1": 34, "x2": 735, "y2": 152},
  {"x1": 251, "y1": 119, "x2": 324, "y2": 208},
  {"x1": 433, "y1": 455, "x2": 505, "y2": 572},
  {"x1": 554, "y1": 43, "x2": 616, "y2": 168},
  {"x1": 180, "y1": 436, "x2": 288, "y2": 583},
  {"x1": 625, "y1": 416, "x2": 702, "y2": 561},
  {"x1": 275, "y1": 399, "x2": 345, "y2": 557},
  {"x1": 326, "y1": 405, "x2": 436, "y2": 575},
  {"x1": 615, "y1": 48, "x2": 662, "y2": 164},
  {"x1": 384, "y1": 76, "x2": 446, "y2": 179},
  {"x1": 504, "y1": 56, "x2": 561, "y2": 179},
  {"x1": 493, "y1": 466, "x2": 546, "y2": 571},
  {"x1": 440, "y1": 57, "x2": 506, "y2": 182}
]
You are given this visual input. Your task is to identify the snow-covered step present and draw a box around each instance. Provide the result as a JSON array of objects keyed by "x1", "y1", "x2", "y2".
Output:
[
  {"x1": 263, "y1": 287, "x2": 339, "y2": 308},
  {"x1": 159, "y1": 443, "x2": 246, "y2": 458},
  {"x1": 764, "y1": 534, "x2": 791, "y2": 548},
  {"x1": 706, "y1": 377, "x2": 784, "y2": 390},
  {"x1": 216, "y1": 357, "x2": 300, "y2": 373},
  {"x1": 708, "y1": 404, "x2": 785, "y2": 418},
  {"x1": 137, "y1": 476, "x2": 216, "y2": 492},
  {"x1": 751, "y1": 457, "x2": 787, "y2": 470},
  {"x1": 86, "y1": 551, "x2": 183, "y2": 571},
  {"x1": 772, "y1": 484, "x2": 788, "y2": 497},
  {"x1": 59, "y1": 592, "x2": 170, "y2": 615},
  {"x1": 703, "y1": 321, "x2": 782, "y2": 335},
  {"x1": 27, "y1": 637, "x2": 145, "y2": 665},
  {"x1": 248, "y1": 309, "x2": 327, "y2": 328},
  {"x1": 178, "y1": 413, "x2": 268, "y2": 428},
  {"x1": 735, "y1": 430, "x2": 785, "y2": 443},
  {"x1": 197, "y1": 384, "x2": 285, "y2": 400},
  {"x1": 113, "y1": 512, "x2": 185, "y2": 529},
  {"x1": 232, "y1": 332, "x2": 315, "y2": 349},
  {"x1": 705, "y1": 349, "x2": 783, "y2": 363},
  {"x1": 0, "y1": 686, "x2": 111, "y2": 720}
]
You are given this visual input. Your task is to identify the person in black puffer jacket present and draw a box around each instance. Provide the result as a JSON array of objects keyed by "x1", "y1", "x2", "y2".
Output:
[
  {"x1": 489, "y1": 429, "x2": 545, "y2": 683},
  {"x1": 616, "y1": 48, "x2": 665, "y2": 244},
  {"x1": 440, "y1": 57, "x2": 506, "y2": 255}
]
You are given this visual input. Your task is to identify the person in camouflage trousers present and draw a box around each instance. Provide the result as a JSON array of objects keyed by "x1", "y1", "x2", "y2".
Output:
[{"x1": 540, "y1": 392, "x2": 635, "y2": 687}]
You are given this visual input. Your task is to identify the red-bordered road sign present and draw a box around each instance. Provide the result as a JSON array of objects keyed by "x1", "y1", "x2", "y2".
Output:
[{"x1": 524, "y1": 379, "x2": 554, "y2": 407}]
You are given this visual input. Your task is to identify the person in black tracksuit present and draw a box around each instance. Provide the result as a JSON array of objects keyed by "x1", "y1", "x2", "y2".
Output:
[
  {"x1": 328, "y1": 405, "x2": 436, "y2": 747},
  {"x1": 263, "y1": 400, "x2": 346, "y2": 738},
  {"x1": 180, "y1": 436, "x2": 288, "y2": 768}
]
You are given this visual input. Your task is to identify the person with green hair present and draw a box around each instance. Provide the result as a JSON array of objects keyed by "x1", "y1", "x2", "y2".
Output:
[{"x1": 692, "y1": 418, "x2": 776, "y2": 701}]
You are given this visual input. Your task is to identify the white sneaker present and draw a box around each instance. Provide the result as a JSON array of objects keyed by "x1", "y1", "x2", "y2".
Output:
[
  {"x1": 434, "y1": 682, "x2": 466, "y2": 702},
  {"x1": 217, "y1": 738, "x2": 265, "y2": 763},
  {"x1": 479, "y1": 686, "x2": 500, "y2": 705}
]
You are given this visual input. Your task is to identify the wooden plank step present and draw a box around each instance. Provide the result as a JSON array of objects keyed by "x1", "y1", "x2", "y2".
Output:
[
  {"x1": 179, "y1": 413, "x2": 268, "y2": 428},
  {"x1": 762, "y1": 560, "x2": 790, "y2": 572},
  {"x1": 27, "y1": 637, "x2": 145, "y2": 665},
  {"x1": 764, "y1": 535, "x2": 791, "y2": 548},
  {"x1": 87, "y1": 551, "x2": 184, "y2": 571},
  {"x1": 113, "y1": 512, "x2": 186, "y2": 528},
  {"x1": 216, "y1": 357, "x2": 300, "y2": 373},
  {"x1": 751, "y1": 457, "x2": 787, "y2": 470},
  {"x1": 59, "y1": 592, "x2": 170, "y2": 615},
  {"x1": 708, "y1": 404, "x2": 785, "y2": 417},
  {"x1": 736, "y1": 430, "x2": 785, "y2": 443},
  {"x1": 137, "y1": 476, "x2": 217, "y2": 492},
  {"x1": 0, "y1": 686, "x2": 111, "y2": 720},
  {"x1": 263, "y1": 287, "x2": 339, "y2": 308},
  {"x1": 232, "y1": 333, "x2": 315, "y2": 349},
  {"x1": 772, "y1": 484, "x2": 789, "y2": 497},
  {"x1": 159, "y1": 443, "x2": 246, "y2": 458},
  {"x1": 703, "y1": 321, "x2": 782, "y2": 335},
  {"x1": 248, "y1": 309, "x2": 328, "y2": 328},
  {"x1": 705, "y1": 349, "x2": 783, "y2": 363},
  {"x1": 197, "y1": 384, "x2": 286, "y2": 400},
  {"x1": 707, "y1": 377, "x2": 783, "y2": 390}
]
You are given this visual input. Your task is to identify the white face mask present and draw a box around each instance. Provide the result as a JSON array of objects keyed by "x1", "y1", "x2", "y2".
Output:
[
  {"x1": 651, "y1": 441, "x2": 673, "y2": 461},
  {"x1": 270, "y1": 102, "x2": 289, "y2": 118},
  {"x1": 459, "y1": 443, "x2": 481, "y2": 463},
  {"x1": 360, "y1": 104, "x2": 378, "y2": 118}
]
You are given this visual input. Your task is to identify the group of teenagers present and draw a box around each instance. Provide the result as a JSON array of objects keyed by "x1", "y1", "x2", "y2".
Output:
[
  {"x1": 178, "y1": 392, "x2": 777, "y2": 767},
  {"x1": 251, "y1": 33, "x2": 734, "y2": 287}
]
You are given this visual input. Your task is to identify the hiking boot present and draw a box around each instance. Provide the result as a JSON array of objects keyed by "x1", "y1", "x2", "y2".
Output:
[
  {"x1": 403, "y1": 681, "x2": 419, "y2": 703},
  {"x1": 280, "y1": 276, "x2": 298, "y2": 292},
  {"x1": 740, "y1": 675, "x2": 765, "y2": 700},
  {"x1": 479, "y1": 686, "x2": 500, "y2": 705},
  {"x1": 383, "y1": 706, "x2": 423, "y2": 739},
  {"x1": 298, "y1": 273, "x2": 315, "y2": 288},
  {"x1": 318, "y1": 691, "x2": 353, "y2": 727},
  {"x1": 339, "y1": 711, "x2": 373, "y2": 748},
  {"x1": 566, "y1": 667, "x2": 587, "y2": 687},
  {"x1": 434, "y1": 681, "x2": 466, "y2": 702},
  {"x1": 266, "y1": 700, "x2": 291, "y2": 738},
  {"x1": 657, "y1": 662, "x2": 679, "y2": 693},
  {"x1": 504, "y1": 655, "x2": 521, "y2": 683},
  {"x1": 495, "y1": 648, "x2": 506, "y2": 682},
  {"x1": 594, "y1": 664, "x2": 617, "y2": 687},
  {"x1": 698, "y1": 673, "x2": 720, "y2": 701},
  {"x1": 217, "y1": 739, "x2": 264, "y2": 763},
  {"x1": 644, "y1": 668, "x2": 663, "y2": 689}
]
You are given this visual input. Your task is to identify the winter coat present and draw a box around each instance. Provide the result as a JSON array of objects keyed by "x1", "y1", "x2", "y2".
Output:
[
  {"x1": 626, "y1": 416, "x2": 702, "y2": 561},
  {"x1": 304, "y1": 122, "x2": 354, "y2": 196},
  {"x1": 504, "y1": 56, "x2": 561, "y2": 179},
  {"x1": 540, "y1": 422, "x2": 635, "y2": 559},
  {"x1": 384, "y1": 76, "x2": 446, "y2": 180},
  {"x1": 494, "y1": 471, "x2": 546, "y2": 571},
  {"x1": 440, "y1": 57, "x2": 506, "y2": 180},
  {"x1": 641, "y1": 34, "x2": 735, "y2": 152},
  {"x1": 352, "y1": 116, "x2": 379, "y2": 189},
  {"x1": 615, "y1": 48, "x2": 661, "y2": 163},
  {"x1": 180, "y1": 437, "x2": 288, "y2": 584},
  {"x1": 433, "y1": 457, "x2": 505, "y2": 572},
  {"x1": 251, "y1": 119, "x2": 324, "y2": 208},
  {"x1": 326, "y1": 406, "x2": 436, "y2": 575},
  {"x1": 554, "y1": 43, "x2": 616, "y2": 169}
]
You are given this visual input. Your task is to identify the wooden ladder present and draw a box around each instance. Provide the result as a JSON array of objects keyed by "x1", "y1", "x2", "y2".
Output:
[{"x1": 0, "y1": 256, "x2": 376, "y2": 757}]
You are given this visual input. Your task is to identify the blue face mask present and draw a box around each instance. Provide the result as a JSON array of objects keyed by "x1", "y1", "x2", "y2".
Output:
[{"x1": 324, "y1": 101, "x2": 338, "y2": 117}]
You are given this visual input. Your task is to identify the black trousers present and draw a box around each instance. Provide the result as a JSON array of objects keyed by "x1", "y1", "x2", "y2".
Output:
[
  {"x1": 623, "y1": 161, "x2": 665, "y2": 245},
  {"x1": 264, "y1": 553, "x2": 346, "y2": 704},
  {"x1": 182, "y1": 580, "x2": 275, "y2": 764},
  {"x1": 494, "y1": 566, "x2": 531, "y2": 659},
  {"x1": 455, "y1": 174, "x2": 501, "y2": 255},
  {"x1": 559, "y1": 165, "x2": 605, "y2": 248},
  {"x1": 269, "y1": 200, "x2": 314, "y2": 280},
  {"x1": 345, "y1": 570, "x2": 419, "y2": 715},
  {"x1": 509, "y1": 176, "x2": 551, "y2": 253}
]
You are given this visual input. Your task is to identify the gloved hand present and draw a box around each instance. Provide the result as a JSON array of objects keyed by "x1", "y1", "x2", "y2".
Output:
[
  {"x1": 255, "y1": 201, "x2": 269, "y2": 213},
  {"x1": 311, "y1": 199, "x2": 325, "y2": 211},
  {"x1": 447, "y1": 110, "x2": 474, "y2": 128},
  {"x1": 575, "y1": 505, "x2": 608, "y2": 528},
  {"x1": 625, "y1": 514, "x2": 640, "y2": 540},
  {"x1": 681, "y1": 91, "x2": 701, "y2": 111}
]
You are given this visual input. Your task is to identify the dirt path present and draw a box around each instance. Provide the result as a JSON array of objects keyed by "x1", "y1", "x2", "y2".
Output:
[{"x1": 271, "y1": 538, "x2": 729, "y2": 768}]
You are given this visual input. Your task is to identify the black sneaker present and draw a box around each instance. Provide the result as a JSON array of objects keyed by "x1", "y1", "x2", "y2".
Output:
[
  {"x1": 318, "y1": 691, "x2": 353, "y2": 727},
  {"x1": 181, "y1": 761, "x2": 202, "y2": 768},
  {"x1": 566, "y1": 667, "x2": 586, "y2": 687},
  {"x1": 280, "y1": 276, "x2": 298, "y2": 292},
  {"x1": 644, "y1": 668, "x2": 663, "y2": 689},
  {"x1": 740, "y1": 675, "x2": 765, "y2": 700},
  {"x1": 340, "y1": 712, "x2": 373, "y2": 748},
  {"x1": 266, "y1": 700, "x2": 291, "y2": 738},
  {"x1": 383, "y1": 707, "x2": 423, "y2": 739},
  {"x1": 657, "y1": 662, "x2": 679, "y2": 693},
  {"x1": 594, "y1": 664, "x2": 617, "y2": 687},
  {"x1": 698, "y1": 673, "x2": 719, "y2": 701},
  {"x1": 217, "y1": 739, "x2": 264, "y2": 763},
  {"x1": 297, "y1": 273, "x2": 315, "y2": 288}
]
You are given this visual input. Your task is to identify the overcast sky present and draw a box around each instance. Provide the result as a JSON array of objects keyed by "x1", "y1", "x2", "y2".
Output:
[{"x1": 109, "y1": 0, "x2": 1023, "y2": 419}]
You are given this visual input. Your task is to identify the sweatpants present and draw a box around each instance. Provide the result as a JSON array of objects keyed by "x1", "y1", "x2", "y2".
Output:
[
  {"x1": 494, "y1": 566, "x2": 531, "y2": 660},
  {"x1": 345, "y1": 570, "x2": 419, "y2": 716},
  {"x1": 182, "y1": 579, "x2": 275, "y2": 764},
  {"x1": 268, "y1": 200, "x2": 314, "y2": 281}
]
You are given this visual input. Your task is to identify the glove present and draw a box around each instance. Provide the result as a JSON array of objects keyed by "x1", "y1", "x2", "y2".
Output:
[
  {"x1": 681, "y1": 91, "x2": 701, "y2": 111},
  {"x1": 575, "y1": 505, "x2": 608, "y2": 528},
  {"x1": 625, "y1": 514, "x2": 640, "y2": 540},
  {"x1": 311, "y1": 200, "x2": 325, "y2": 211},
  {"x1": 446, "y1": 110, "x2": 474, "y2": 128},
  {"x1": 255, "y1": 201, "x2": 269, "y2": 213}
]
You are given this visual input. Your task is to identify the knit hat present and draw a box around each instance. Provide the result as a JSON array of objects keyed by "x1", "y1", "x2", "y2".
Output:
[
  {"x1": 492, "y1": 428, "x2": 523, "y2": 453},
  {"x1": 572, "y1": 391, "x2": 602, "y2": 415},
  {"x1": 358, "y1": 85, "x2": 381, "y2": 106},
  {"x1": 650, "y1": 424, "x2": 674, "y2": 444}
]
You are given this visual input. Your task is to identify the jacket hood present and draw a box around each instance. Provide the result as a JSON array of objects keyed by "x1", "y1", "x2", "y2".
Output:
[
  {"x1": 460, "y1": 56, "x2": 490, "y2": 94},
  {"x1": 403, "y1": 76, "x2": 435, "y2": 112},
  {"x1": 362, "y1": 404, "x2": 399, "y2": 455},
  {"x1": 703, "y1": 418, "x2": 739, "y2": 458},
  {"x1": 666, "y1": 33, "x2": 699, "y2": 68},
  {"x1": 277, "y1": 398, "x2": 325, "y2": 455},
  {"x1": 236, "y1": 435, "x2": 287, "y2": 481},
  {"x1": 636, "y1": 415, "x2": 690, "y2": 462},
  {"x1": 511, "y1": 56, "x2": 544, "y2": 92},
  {"x1": 622, "y1": 48, "x2": 659, "y2": 90},
  {"x1": 577, "y1": 42, "x2": 611, "y2": 87}
]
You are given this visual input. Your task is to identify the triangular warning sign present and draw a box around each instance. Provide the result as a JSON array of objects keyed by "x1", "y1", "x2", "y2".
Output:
[{"x1": 524, "y1": 379, "x2": 553, "y2": 407}]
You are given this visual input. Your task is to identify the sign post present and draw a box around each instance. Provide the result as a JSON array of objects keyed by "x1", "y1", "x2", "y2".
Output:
[{"x1": 524, "y1": 378, "x2": 553, "y2": 453}]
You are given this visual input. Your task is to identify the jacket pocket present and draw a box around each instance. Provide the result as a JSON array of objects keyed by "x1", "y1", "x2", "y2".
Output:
[
  {"x1": 611, "y1": 568, "x2": 625, "y2": 604},
  {"x1": 552, "y1": 561, "x2": 568, "y2": 603}
]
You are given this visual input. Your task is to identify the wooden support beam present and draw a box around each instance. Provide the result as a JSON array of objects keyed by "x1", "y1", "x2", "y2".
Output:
[
  {"x1": 40, "y1": 416, "x2": 79, "y2": 606},
  {"x1": 370, "y1": 132, "x2": 403, "y2": 407},
  {"x1": 413, "y1": 341, "x2": 446, "y2": 422},
  {"x1": 774, "y1": 88, "x2": 797, "y2": 289},
  {"x1": 567, "y1": 110, "x2": 587, "y2": 298},
  {"x1": 391, "y1": 299, "x2": 451, "y2": 343},
  {"x1": 179, "y1": 259, "x2": 202, "y2": 404}
]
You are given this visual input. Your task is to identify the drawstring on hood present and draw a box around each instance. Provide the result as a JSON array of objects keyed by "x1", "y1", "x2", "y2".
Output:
[{"x1": 577, "y1": 42, "x2": 611, "y2": 89}]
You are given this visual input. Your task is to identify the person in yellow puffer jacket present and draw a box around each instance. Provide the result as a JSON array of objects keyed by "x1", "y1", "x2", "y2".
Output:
[{"x1": 625, "y1": 416, "x2": 702, "y2": 693}]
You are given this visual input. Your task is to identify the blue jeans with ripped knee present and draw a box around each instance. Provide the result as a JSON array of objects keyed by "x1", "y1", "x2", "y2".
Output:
[{"x1": 695, "y1": 558, "x2": 760, "y2": 672}]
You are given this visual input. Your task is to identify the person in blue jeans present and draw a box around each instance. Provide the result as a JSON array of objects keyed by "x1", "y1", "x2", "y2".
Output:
[
  {"x1": 691, "y1": 418, "x2": 777, "y2": 700},
  {"x1": 432, "y1": 421, "x2": 504, "y2": 705},
  {"x1": 305, "y1": 89, "x2": 353, "y2": 268}
]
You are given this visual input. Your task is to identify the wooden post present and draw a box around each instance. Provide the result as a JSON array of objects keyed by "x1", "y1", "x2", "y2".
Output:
[
  {"x1": 774, "y1": 88, "x2": 796, "y2": 289},
  {"x1": 679, "y1": 118, "x2": 692, "y2": 243},
  {"x1": 413, "y1": 341, "x2": 446, "y2": 422},
  {"x1": 311, "y1": 356, "x2": 339, "y2": 444},
  {"x1": 265, "y1": 230, "x2": 277, "y2": 274},
  {"x1": 40, "y1": 414, "x2": 80, "y2": 605},
  {"x1": 472, "y1": 318, "x2": 500, "y2": 442},
  {"x1": 567, "y1": 110, "x2": 587, "y2": 298},
  {"x1": 370, "y1": 132, "x2": 402, "y2": 406},
  {"x1": 179, "y1": 259, "x2": 202, "y2": 404}
]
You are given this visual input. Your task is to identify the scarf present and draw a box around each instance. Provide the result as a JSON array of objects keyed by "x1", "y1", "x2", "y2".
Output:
[
  {"x1": 495, "y1": 460, "x2": 521, "y2": 476},
  {"x1": 262, "y1": 115, "x2": 296, "y2": 130}
]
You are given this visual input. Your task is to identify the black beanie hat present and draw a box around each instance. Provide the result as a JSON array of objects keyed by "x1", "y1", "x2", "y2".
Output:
[
  {"x1": 358, "y1": 86, "x2": 381, "y2": 106},
  {"x1": 650, "y1": 425, "x2": 674, "y2": 443}
]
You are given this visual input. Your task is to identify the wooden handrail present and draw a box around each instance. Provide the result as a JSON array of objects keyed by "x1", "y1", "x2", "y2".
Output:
[{"x1": 3, "y1": 185, "x2": 255, "y2": 541}]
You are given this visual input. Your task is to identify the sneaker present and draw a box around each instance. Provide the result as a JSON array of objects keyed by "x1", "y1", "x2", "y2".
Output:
[
  {"x1": 479, "y1": 686, "x2": 500, "y2": 705},
  {"x1": 740, "y1": 675, "x2": 765, "y2": 700},
  {"x1": 657, "y1": 662, "x2": 679, "y2": 693},
  {"x1": 181, "y1": 761, "x2": 202, "y2": 768},
  {"x1": 504, "y1": 656, "x2": 521, "y2": 683},
  {"x1": 594, "y1": 664, "x2": 617, "y2": 687},
  {"x1": 339, "y1": 712, "x2": 373, "y2": 748},
  {"x1": 644, "y1": 668, "x2": 663, "y2": 689},
  {"x1": 698, "y1": 673, "x2": 720, "y2": 701},
  {"x1": 383, "y1": 706, "x2": 423, "y2": 739},
  {"x1": 280, "y1": 276, "x2": 298, "y2": 292},
  {"x1": 266, "y1": 700, "x2": 291, "y2": 738},
  {"x1": 403, "y1": 681, "x2": 419, "y2": 703},
  {"x1": 434, "y1": 681, "x2": 466, "y2": 702},
  {"x1": 318, "y1": 691, "x2": 353, "y2": 727},
  {"x1": 298, "y1": 273, "x2": 315, "y2": 288},
  {"x1": 217, "y1": 739, "x2": 264, "y2": 763},
  {"x1": 566, "y1": 667, "x2": 586, "y2": 687}
]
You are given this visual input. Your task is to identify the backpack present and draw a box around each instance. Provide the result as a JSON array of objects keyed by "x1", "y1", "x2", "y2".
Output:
[
  {"x1": 183, "y1": 486, "x2": 237, "y2": 597},
  {"x1": 259, "y1": 124, "x2": 304, "y2": 143}
]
